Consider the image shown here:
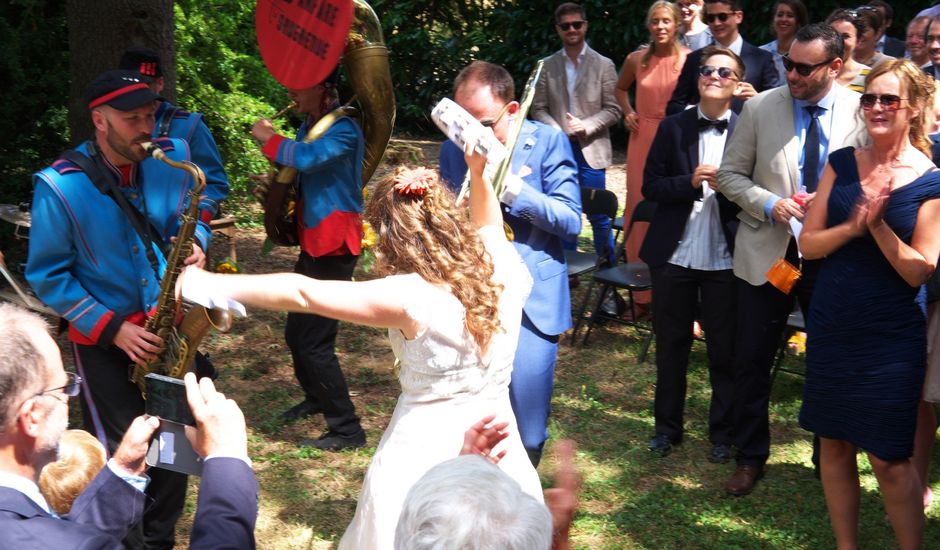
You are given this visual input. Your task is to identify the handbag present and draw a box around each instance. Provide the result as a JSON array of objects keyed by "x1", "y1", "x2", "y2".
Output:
[{"x1": 766, "y1": 257, "x2": 802, "y2": 295}]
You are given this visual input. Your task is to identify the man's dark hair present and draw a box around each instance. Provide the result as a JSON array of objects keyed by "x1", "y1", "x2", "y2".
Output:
[
  {"x1": 866, "y1": 0, "x2": 893, "y2": 26},
  {"x1": 699, "y1": 45, "x2": 747, "y2": 81},
  {"x1": 554, "y1": 2, "x2": 586, "y2": 23},
  {"x1": 795, "y1": 23, "x2": 845, "y2": 62},
  {"x1": 704, "y1": 0, "x2": 742, "y2": 12},
  {"x1": 453, "y1": 61, "x2": 515, "y2": 104}
]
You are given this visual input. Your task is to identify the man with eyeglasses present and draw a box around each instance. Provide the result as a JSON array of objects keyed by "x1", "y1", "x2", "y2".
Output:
[
  {"x1": 667, "y1": 0, "x2": 780, "y2": 116},
  {"x1": 640, "y1": 46, "x2": 743, "y2": 463},
  {"x1": 439, "y1": 60, "x2": 581, "y2": 467},
  {"x1": 532, "y1": 2, "x2": 621, "y2": 267},
  {"x1": 716, "y1": 23, "x2": 866, "y2": 496},
  {"x1": 0, "y1": 303, "x2": 260, "y2": 549}
]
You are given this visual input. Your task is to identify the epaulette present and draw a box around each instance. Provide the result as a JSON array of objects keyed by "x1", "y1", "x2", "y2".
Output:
[
  {"x1": 50, "y1": 157, "x2": 82, "y2": 176},
  {"x1": 151, "y1": 137, "x2": 176, "y2": 152},
  {"x1": 172, "y1": 109, "x2": 192, "y2": 119}
]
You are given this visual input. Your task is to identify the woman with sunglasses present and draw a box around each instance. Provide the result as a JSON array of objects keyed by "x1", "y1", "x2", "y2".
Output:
[
  {"x1": 615, "y1": 0, "x2": 688, "y2": 317},
  {"x1": 759, "y1": 0, "x2": 808, "y2": 83},
  {"x1": 799, "y1": 59, "x2": 940, "y2": 550},
  {"x1": 852, "y1": 6, "x2": 893, "y2": 68},
  {"x1": 826, "y1": 9, "x2": 871, "y2": 93}
]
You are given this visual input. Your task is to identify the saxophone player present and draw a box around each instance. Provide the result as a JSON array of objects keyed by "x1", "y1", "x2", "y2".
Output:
[
  {"x1": 26, "y1": 70, "x2": 209, "y2": 549},
  {"x1": 251, "y1": 70, "x2": 368, "y2": 451}
]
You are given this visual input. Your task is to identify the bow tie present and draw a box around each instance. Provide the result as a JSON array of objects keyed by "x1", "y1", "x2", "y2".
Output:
[{"x1": 698, "y1": 117, "x2": 728, "y2": 133}]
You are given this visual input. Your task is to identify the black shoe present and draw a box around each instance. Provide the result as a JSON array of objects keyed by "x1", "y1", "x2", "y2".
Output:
[
  {"x1": 301, "y1": 429, "x2": 366, "y2": 451},
  {"x1": 281, "y1": 400, "x2": 322, "y2": 422},
  {"x1": 648, "y1": 434, "x2": 675, "y2": 456},
  {"x1": 708, "y1": 443, "x2": 733, "y2": 464}
]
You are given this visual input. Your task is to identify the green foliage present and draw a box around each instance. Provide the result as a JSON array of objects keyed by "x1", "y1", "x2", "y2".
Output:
[{"x1": 0, "y1": 0, "x2": 69, "y2": 206}]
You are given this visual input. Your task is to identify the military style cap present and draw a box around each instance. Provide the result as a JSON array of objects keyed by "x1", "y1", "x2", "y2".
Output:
[{"x1": 85, "y1": 69, "x2": 161, "y2": 111}]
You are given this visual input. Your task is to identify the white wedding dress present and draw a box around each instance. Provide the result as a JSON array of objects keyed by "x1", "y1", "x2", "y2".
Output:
[{"x1": 338, "y1": 225, "x2": 543, "y2": 549}]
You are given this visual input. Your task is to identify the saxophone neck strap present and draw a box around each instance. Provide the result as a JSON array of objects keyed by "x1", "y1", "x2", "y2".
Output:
[
  {"x1": 157, "y1": 106, "x2": 180, "y2": 138},
  {"x1": 61, "y1": 143, "x2": 165, "y2": 277}
]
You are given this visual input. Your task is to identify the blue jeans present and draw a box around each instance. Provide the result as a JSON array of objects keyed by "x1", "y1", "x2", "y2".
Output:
[{"x1": 567, "y1": 143, "x2": 615, "y2": 265}]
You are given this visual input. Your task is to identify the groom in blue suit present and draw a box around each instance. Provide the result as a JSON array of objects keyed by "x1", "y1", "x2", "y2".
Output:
[{"x1": 440, "y1": 61, "x2": 582, "y2": 466}]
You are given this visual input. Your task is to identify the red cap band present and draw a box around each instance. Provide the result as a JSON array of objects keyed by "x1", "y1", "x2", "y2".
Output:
[{"x1": 87, "y1": 83, "x2": 150, "y2": 109}]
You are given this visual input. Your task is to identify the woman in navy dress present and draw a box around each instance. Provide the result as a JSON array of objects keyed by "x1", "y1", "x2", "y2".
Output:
[{"x1": 799, "y1": 59, "x2": 940, "y2": 550}]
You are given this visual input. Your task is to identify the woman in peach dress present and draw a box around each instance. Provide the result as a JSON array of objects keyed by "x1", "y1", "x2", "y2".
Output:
[{"x1": 615, "y1": 0, "x2": 688, "y2": 313}]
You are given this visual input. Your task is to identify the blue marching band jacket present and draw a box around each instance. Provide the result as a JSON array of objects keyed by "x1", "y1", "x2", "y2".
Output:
[
  {"x1": 154, "y1": 100, "x2": 229, "y2": 225},
  {"x1": 26, "y1": 138, "x2": 210, "y2": 347}
]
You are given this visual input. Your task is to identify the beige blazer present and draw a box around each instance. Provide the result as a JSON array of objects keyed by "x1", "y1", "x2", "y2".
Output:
[
  {"x1": 531, "y1": 45, "x2": 621, "y2": 169},
  {"x1": 717, "y1": 84, "x2": 868, "y2": 285}
]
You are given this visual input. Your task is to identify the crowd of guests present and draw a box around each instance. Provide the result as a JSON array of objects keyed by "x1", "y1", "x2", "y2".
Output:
[{"x1": 3, "y1": 1, "x2": 940, "y2": 549}]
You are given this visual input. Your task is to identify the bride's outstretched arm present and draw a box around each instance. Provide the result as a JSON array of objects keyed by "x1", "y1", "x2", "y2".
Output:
[{"x1": 180, "y1": 268, "x2": 422, "y2": 337}]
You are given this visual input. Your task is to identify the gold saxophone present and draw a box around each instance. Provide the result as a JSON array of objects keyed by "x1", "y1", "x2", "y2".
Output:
[
  {"x1": 260, "y1": 0, "x2": 395, "y2": 246},
  {"x1": 129, "y1": 142, "x2": 233, "y2": 394}
]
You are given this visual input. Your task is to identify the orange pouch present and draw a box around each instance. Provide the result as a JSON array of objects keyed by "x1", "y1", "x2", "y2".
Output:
[{"x1": 766, "y1": 257, "x2": 801, "y2": 295}]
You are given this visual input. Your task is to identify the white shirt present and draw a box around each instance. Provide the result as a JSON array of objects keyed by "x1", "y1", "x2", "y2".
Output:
[
  {"x1": 668, "y1": 107, "x2": 733, "y2": 271},
  {"x1": 563, "y1": 43, "x2": 587, "y2": 113},
  {"x1": 721, "y1": 33, "x2": 743, "y2": 56}
]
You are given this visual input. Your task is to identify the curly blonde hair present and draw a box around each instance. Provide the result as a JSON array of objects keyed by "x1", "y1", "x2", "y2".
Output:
[
  {"x1": 364, "y1": 167, "x2": 503, "y2": 353},
  {"x1": 864, "y1": 58, "x2": 936, "y2": 157},
  {"x1": 39, "y1": 429, "x2": 106, "y2": 516}
]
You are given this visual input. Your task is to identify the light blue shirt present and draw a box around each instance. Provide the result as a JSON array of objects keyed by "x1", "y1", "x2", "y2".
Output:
[{"x1": 763, "y1": 85, "x2": 838, "y2": 219}]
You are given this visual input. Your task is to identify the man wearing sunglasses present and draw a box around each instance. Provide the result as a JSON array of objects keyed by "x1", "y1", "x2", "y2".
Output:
[
  {"x1": 667, "y1": 0, "x2": 780, "y2": 116},
  {"x1": 716, "y1": 23, "x2": 867, "y2": 497},
  {"x1": 532, "y1": 2, "x2": 621, "y2": 267},
  {"x1": 439, "y1": 61, "x2": 581, "y2": 467},
  {"x1": 0, "y1": 303, "x2": 260, "y2": 549}
]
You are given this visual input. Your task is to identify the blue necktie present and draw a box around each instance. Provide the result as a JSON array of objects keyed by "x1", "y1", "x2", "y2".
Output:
[{"x1": 803, "y1": 106, "x2": 821, "y2": 192}]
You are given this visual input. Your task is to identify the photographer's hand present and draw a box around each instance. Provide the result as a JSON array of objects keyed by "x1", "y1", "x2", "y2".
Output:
[{"x1": 183, "y1": 372, "x2": 248, "y2": 459}]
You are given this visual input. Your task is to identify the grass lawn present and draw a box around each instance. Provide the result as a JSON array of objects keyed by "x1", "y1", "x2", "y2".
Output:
[{"x1": 150, "y1": 220, "x2": 940, "y2": 550}]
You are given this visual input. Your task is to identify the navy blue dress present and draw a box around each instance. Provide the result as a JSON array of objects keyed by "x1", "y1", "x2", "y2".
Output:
[{"x1": 799, "y1": 147, "x2": 940, "y2": 460}]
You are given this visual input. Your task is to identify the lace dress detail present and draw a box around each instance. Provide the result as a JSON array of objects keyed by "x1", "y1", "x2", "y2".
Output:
[{"x1": 338, "y1": 225, "x2": 541, "y2": 550}]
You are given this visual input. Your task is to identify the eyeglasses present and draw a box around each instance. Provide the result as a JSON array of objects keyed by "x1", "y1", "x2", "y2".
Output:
[
  {"x1": 34, "y1": 372, "x2": 82, "y2": 402},
  {"x1": 481, "y1": 103, "x2": 511, "y2": 128},
  {"x1": 859, "y1": 93, "x2": 906, "y2": 111},
  {"x1": 699, "y1": 65, "x2": 738, "y2": 81},
  {"x1": 782, "y1": 55, "x2": 834, "y2": 76},
  {"x1": 557, "y1": 20, "x2": 586, "y2": 31},
  {"x1": 704, "y1": 12, "x2": 737, "y2": 24}
]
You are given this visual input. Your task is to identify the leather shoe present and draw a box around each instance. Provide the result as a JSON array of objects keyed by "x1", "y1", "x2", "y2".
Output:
[
  {"x1": 724, "y1": 465, "x2": 763, "y2": 496},
  {"x1": 648, "y1": 434, "x2": 675, "y2": 457},
  {"x1": 281, "y1": 400, "x2": 323, "y2": 422},
  {"x1": 301, "y1": 429, "x2": 366, "y2": 451},
  {"x1": 709, "y1": 443, "x2": 733, "y2": 464}
]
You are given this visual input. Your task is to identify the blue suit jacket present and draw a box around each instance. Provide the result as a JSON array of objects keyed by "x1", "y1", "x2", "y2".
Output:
[
  {"x1": 639, "y1": 108, "x2": 740, "y2": 268},
  {"x1": 190, "y1": 457, "x2": 260, "y2": 550},
  {"x1": 0, "y1": 466, "x2": 145, "y2": 549},
  {"x1": 666, "y1": 41, "x2": 781, "y2": 116},
  {"x1": 439, "y1": 120, "x2": 582, "y2": 336}
]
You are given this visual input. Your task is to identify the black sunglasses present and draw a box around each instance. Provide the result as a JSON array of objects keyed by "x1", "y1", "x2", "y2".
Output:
[
  {"x1": 35, "y1": 372, "x2": 82, "y2": 400},
  {"x1": 480, "y1": 103, "x2": 511, "y2": 128},
  {"x1": 782, "y1": 55, "x2": 834, "y2": 77},
  {"x1": 859, "y1": 93, "x2": 906, "y2": 111},
  {"x1": 557, "y1": 20, "x2": 586, "y2": 31},
  {"x1": 699, "y1": 65, "x2": 738, "y2": 81},
  {"x1": 704, "y1": 12, "x2": 736, "y2": 23}
]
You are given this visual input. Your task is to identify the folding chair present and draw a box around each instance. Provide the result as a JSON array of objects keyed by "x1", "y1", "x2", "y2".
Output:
[
  {"x1": 571, "y1": 200, "x2": 657, "y2": 362},
  {"x1": 564, "y1": 187, "x2": 619, "y2": 280},
  {"x1": 770, "y1": 305, "x2": 806, "y2": 388}
]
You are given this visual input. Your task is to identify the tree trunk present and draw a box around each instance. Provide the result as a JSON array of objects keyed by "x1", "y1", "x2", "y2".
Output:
[{"x1": 66, "y1": 0, "x2": 175, "y2": 145}]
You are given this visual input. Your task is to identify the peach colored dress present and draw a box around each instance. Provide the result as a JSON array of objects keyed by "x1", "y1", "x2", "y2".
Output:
[{"x1": 625, "y1": 49, "x2": 687, "y2": 303}]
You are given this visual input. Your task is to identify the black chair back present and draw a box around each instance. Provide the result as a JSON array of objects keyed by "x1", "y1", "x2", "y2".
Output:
[{"x1": 579, "y1": 187, "x2": 619, "y2": 220}]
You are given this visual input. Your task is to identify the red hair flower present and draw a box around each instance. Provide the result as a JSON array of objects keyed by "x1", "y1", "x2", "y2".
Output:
[{"x1": 393, "y1": 167, "x2": 437, "y2": 198}]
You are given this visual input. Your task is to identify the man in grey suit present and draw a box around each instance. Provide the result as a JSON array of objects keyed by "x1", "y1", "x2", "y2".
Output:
[
  {"x1": 716, "y1": 23, "x2": 867, "y2": 496},
  {"x1": 532, "y1": 2, "x2": 621, "y2": 264}
]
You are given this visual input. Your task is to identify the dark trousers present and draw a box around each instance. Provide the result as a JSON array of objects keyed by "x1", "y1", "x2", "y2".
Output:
[
  {"x1": 731, "y1": 240, "x2": 818, "y2": 467},
  {"x1": 285, "y1": 252, "x2": 361, "y2": 436},
  {"x1": 73, "y1": 343, "x2": 188, "y2": 550},
  {"x1": 651, "y1": 264, "x2": 737, "y2": 444}
]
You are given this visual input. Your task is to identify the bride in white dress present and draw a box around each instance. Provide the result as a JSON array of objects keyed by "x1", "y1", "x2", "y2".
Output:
[{"x1": 181, "y1": 156, "x2": 543, "y2": 549}]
